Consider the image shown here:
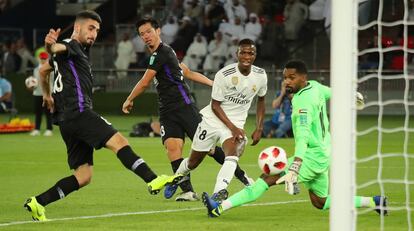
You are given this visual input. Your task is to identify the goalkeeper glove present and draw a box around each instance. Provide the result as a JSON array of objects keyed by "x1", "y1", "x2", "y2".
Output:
[
  {"x1": 276, "y1": 160, "x2": 301, "y2": 195},
  {"x1": 356, "y1": 92, "x2": 365, "y2": 110}
]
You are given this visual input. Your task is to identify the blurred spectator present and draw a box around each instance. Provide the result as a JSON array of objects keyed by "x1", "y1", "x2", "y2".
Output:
[
  {"x1": 201, "y1": 18, "x2": 216, "y2": 42},
  {"x1": 171, "y1": 16, "x2": 198, "y2": 56},
  {"x1": 262, "y1": 82, "x2": 293, "y2": 138},
  {"x1": 243, "y1": 13, "x2": 262, "y2": 43},
  {"x1": 308, "y1": 0, "x2": 325, "y2": 21},
  {"x1": 184, "y1": 0, "x2": 204, "y2": 29},
  {"x1": 308, "y1": 0, "x2": 326, "y2": 35},
  {"x1": 224, "y1": 36, "x2": 239, "y2": 65},
  {"x1": 204, "y1": 0, "x2": 226, "y2": 31},
  {"x1": 34, "y1": 46, "x2": 46, "y2": 60},
  {"x1": 29, "y1": 52, "x2": 53, "y2": 136},
  {"x1": 225, "y1": 0, "x2": 247, "y2": 24},
  {"x1": 323, "y1": 0, "x2": 331, "y2": 39},
  {"x1": 0, "y1": 0, "x2": 9, "y2": 14},
  {"x1": 409, "y1": 0, "x2": 414, "y2": 35},
  {"x1": 358, "y1": 0, "x2": 373, "y2": 26},
  {"x1": 114, "y1": 33, "x2": 135, "y2": 78},
  {"x1": 131, "y1": 33, "x2": 148, "y2": 68},
  {"x1": 16, "y1": 38, "x2": 37, "y2": 74},
  {"x1": 219, "y1": 16, "x2": 244, "y2": 45},
  {"x1": 0, "y1": 74, "x2": 12, "y2": 113},
  {"x1": 182, "y1": 33, "x2": 208, "y2": 70},
  {"x1": 203, "y1": 31, "x2": 228, "y2": 73},
  {"x1": 161, "y1": 16, "x2": 179, "y2": 45},
  {"x1": 2, "y1": 40, "x2": 21, "y2": 75},
  {"x1": 169, "y1": 0, "x2": 185, "y2": 19},
  {"x1": 359, "y1": 35, "x2": 379, "y2": 70},
  {"x1": 284, "y1": 0, "x2": 308, "y2": 49}
]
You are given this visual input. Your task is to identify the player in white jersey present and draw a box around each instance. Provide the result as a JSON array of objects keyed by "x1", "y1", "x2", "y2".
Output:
[{"x1": 170, "y1": 38, "x2": 267, "y2": 202}]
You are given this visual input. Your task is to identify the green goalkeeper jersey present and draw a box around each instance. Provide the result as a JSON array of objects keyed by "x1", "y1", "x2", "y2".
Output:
[{"x1": 291, "y1": 80, "x2": 331, "y2": 171}]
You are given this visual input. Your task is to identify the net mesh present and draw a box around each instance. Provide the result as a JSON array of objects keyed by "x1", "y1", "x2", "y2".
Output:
[{"x1": 356, "y1": 0, "x2": 413, "y2": 230}]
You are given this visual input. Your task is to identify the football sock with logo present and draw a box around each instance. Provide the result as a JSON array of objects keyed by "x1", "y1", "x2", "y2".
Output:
[
  {"x1": 221, "y1": 177, "x2": 269, "y2": 211},
  {"x1": 213, "y1": 156, "x2": 239, "y2": 193},
  {"x1": 211, "y1": 146, "x2": 246, "y2": 180},
  {"x1": 322, "y1": 196, "x2": 375, "y2": 210},
  {"x1": 117, "y1": 145, "x2": 157, "y2": 183},
  {"x1": 175, "y1": 158, "x2": 191, "y2": 175},
  {"x1": 171, "y1": 158, "x2": 194, "y2": 192},
  {"x1": 36, "y1": 175, "x2": 79, "y2": 206}
]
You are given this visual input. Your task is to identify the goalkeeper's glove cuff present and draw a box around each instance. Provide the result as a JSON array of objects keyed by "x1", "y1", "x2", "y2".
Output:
[{"x1": 289, "y1": 160, "x2": 302, "y2": 174}]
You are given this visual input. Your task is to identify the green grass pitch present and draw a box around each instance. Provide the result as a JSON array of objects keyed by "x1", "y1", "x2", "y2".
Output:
[{"x1": 0, "y1": 114, "x2": 412, "y2": 230}]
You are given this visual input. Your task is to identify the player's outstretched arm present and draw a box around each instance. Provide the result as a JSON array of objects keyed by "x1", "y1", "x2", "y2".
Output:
[
  {"x1": 39, "y1": 62, "x2": 55, "y2": 112},
  {"x1": 356, "y1": 92, "x2": 365, "y2": 110},
  {"x1": 179, "y1": 62, "x2": 213, "y2": 87},
  {"x1": 251, "y1": 96, "x2": 265, "y2": 146},
  {"x1": 276, "y1": 157, "x2": 302, "y2": 195},
  {"x1": 122, "y1": 69, "x2": 156, "y2": 114},
  {"x1": 44, "y1": 28, "x2": 67, "y2": 54}
]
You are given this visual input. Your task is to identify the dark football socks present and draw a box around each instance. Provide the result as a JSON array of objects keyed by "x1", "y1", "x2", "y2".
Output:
[
  {"x1": 117, "y1": 145, "x2": 157, "y2": 183},
  {"x1": 36, "y1": 175, "x2": 79, "y2": 206},
  {"x1": 171, "y1": 158, "x2": 194, "y2": 192}
]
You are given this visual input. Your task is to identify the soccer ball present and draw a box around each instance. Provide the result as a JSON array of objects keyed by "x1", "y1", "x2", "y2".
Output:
[
  {"x1": 25, "y1": 76, "x2": 38, "y2": 88},
  {"x1": 258, "y1": 146, "x2": 288, "y2": 175}
]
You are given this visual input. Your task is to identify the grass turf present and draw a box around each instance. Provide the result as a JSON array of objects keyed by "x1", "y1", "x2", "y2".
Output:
[{"x1": 0, "y1": 114, "x2": 412, "y2": 230}]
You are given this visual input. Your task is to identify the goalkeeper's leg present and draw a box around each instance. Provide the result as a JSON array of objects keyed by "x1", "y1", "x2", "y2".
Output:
[
  {"x1": 216, "y1": 174, "x2": 279, "y2": 214},
  {"x1": 320, "y1": 193, "x2": 388, "y2": 215},
  {"x1": 307, "y1": 172, "x2": 387, "y2": 215}
]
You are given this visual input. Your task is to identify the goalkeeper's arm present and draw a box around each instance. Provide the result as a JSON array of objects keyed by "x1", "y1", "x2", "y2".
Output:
[
  {"x1": 276, "y1": 157, "x2": 302, "y2": 195},
  {"x1": 356, "y1": 92, "x2": 365, "y2": 110}
]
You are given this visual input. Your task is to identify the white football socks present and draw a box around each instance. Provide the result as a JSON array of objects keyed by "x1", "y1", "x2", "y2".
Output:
[
  {"x1": 213, "y1": 156, "x2": 239, "y2": 193},
  {"x1": 175, "y1": 157, "x2": 191, "y2": 175}
]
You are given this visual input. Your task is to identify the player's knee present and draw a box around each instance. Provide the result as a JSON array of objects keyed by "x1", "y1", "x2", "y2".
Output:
[
  {"x1": 187, "y1": 157, "x2": 201, "y2": 169},
  {"x1": 74, "y1": 164, "x2": 93, "y2": 187},
  {"x1": 75, "y1": 173, "x2": 92, "y2": 187},
  {"x1": 310, "y1": 197, "x2": 325, "y2": 209},
  {"x1": 166, "y1": 145, "x2": 181, "y2": 156},
  {"x1": 116, "y1": 134, "x2": 129, "y2": 147},
  {"x1": 106, "y1": 132, "x2": 129, "y2": 153},
  {"x1": 79, "y1": 175, "x2": 92, "y2": 187}
]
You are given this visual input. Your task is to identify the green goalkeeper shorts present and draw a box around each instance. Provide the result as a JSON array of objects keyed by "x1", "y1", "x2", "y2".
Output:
[{"x1": 286, "y1": 156, "x2": 329, "y2": 198}]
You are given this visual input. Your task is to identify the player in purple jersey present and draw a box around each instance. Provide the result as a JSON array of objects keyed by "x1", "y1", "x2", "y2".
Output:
[
  {"x1": 122, "y1": 17, "x2": 254, "y2": 202},
  {"x1": 23, "y1": 10, "x2": 182, "y2": 222}
]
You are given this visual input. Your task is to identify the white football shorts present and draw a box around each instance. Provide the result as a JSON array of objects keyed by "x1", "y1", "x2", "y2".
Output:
[{"x1": 191, "y1": 119, "x2": 247, "y2": 152}]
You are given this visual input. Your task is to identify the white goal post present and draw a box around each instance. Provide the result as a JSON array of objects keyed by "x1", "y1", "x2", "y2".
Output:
[{"x1": 330, "y1": 0, "x2": 358, "y2": 230}]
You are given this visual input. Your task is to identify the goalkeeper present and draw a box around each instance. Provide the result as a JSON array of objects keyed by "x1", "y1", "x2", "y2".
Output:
[{"x1": 202, "y1": 60, "x2": 387, "y2": 217}]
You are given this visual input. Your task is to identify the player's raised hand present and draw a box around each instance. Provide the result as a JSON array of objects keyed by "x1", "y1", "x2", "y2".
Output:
[
  {"x1": 42, "y1": 95, "x2": 55, "y2": 113},
  {"x1": 250, "y1": 129, "x2": 262, "y2": 146},
  {"x1": 356, "y1": 92, "x2": 365, "y2": 110},
  {"x1": 122, "y1": 99, "x2": 133, "y2": 114},
  {"x1": 280, "y1": 81, "x2": 287, "y2": 96},
  {"x1": 276, "y1": 159, "x2": 302, "y2": 195},
  {"x1": 230, "y1": 126, "x2": 245, "y2": 143},
  {"x1": 45, "y1": 28, "x2": 61, "y2": 47}
]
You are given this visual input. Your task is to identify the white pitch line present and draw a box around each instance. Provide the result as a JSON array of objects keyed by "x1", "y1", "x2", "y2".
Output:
[{"x1": 0, "y1": 200, "x2": 307, "y2": 228}]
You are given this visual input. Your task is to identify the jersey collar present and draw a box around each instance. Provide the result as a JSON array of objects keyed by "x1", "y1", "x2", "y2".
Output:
[{"x1": 297, "y1": 82, "x2": 312, "y2": 96}]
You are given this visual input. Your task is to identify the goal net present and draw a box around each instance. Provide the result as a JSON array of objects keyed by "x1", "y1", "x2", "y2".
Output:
[{"x1": 331, "y1": 0, "x2": 413, "y2": 230}]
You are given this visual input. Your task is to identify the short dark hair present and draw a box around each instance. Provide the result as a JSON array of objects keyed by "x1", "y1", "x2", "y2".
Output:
[
  {"x1": 136, "y1": 17, "x2": 160, "y2": 31},
  {"x1": 238, "y1": 38, "x2": 255, "y2": 47},
  {"x1": 285, "y1": 60, "x2": 308, "y2": 74},
  {"x1": 76, "y1": 10, "x2": 102, "y2": 24}
]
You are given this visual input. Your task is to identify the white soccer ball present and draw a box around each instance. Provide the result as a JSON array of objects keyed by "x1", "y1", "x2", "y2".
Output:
[
  {"x1": 25, "y1": 76, "x2": 38, "y2": 88},
  {"x1": 258, "y1": 146, "x2": 288, "y2": 175}
]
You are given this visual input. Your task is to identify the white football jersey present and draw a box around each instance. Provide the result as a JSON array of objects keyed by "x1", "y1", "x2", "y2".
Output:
[{"x1": 200, "y1": 63, "x2": 268, "y2": 128}]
